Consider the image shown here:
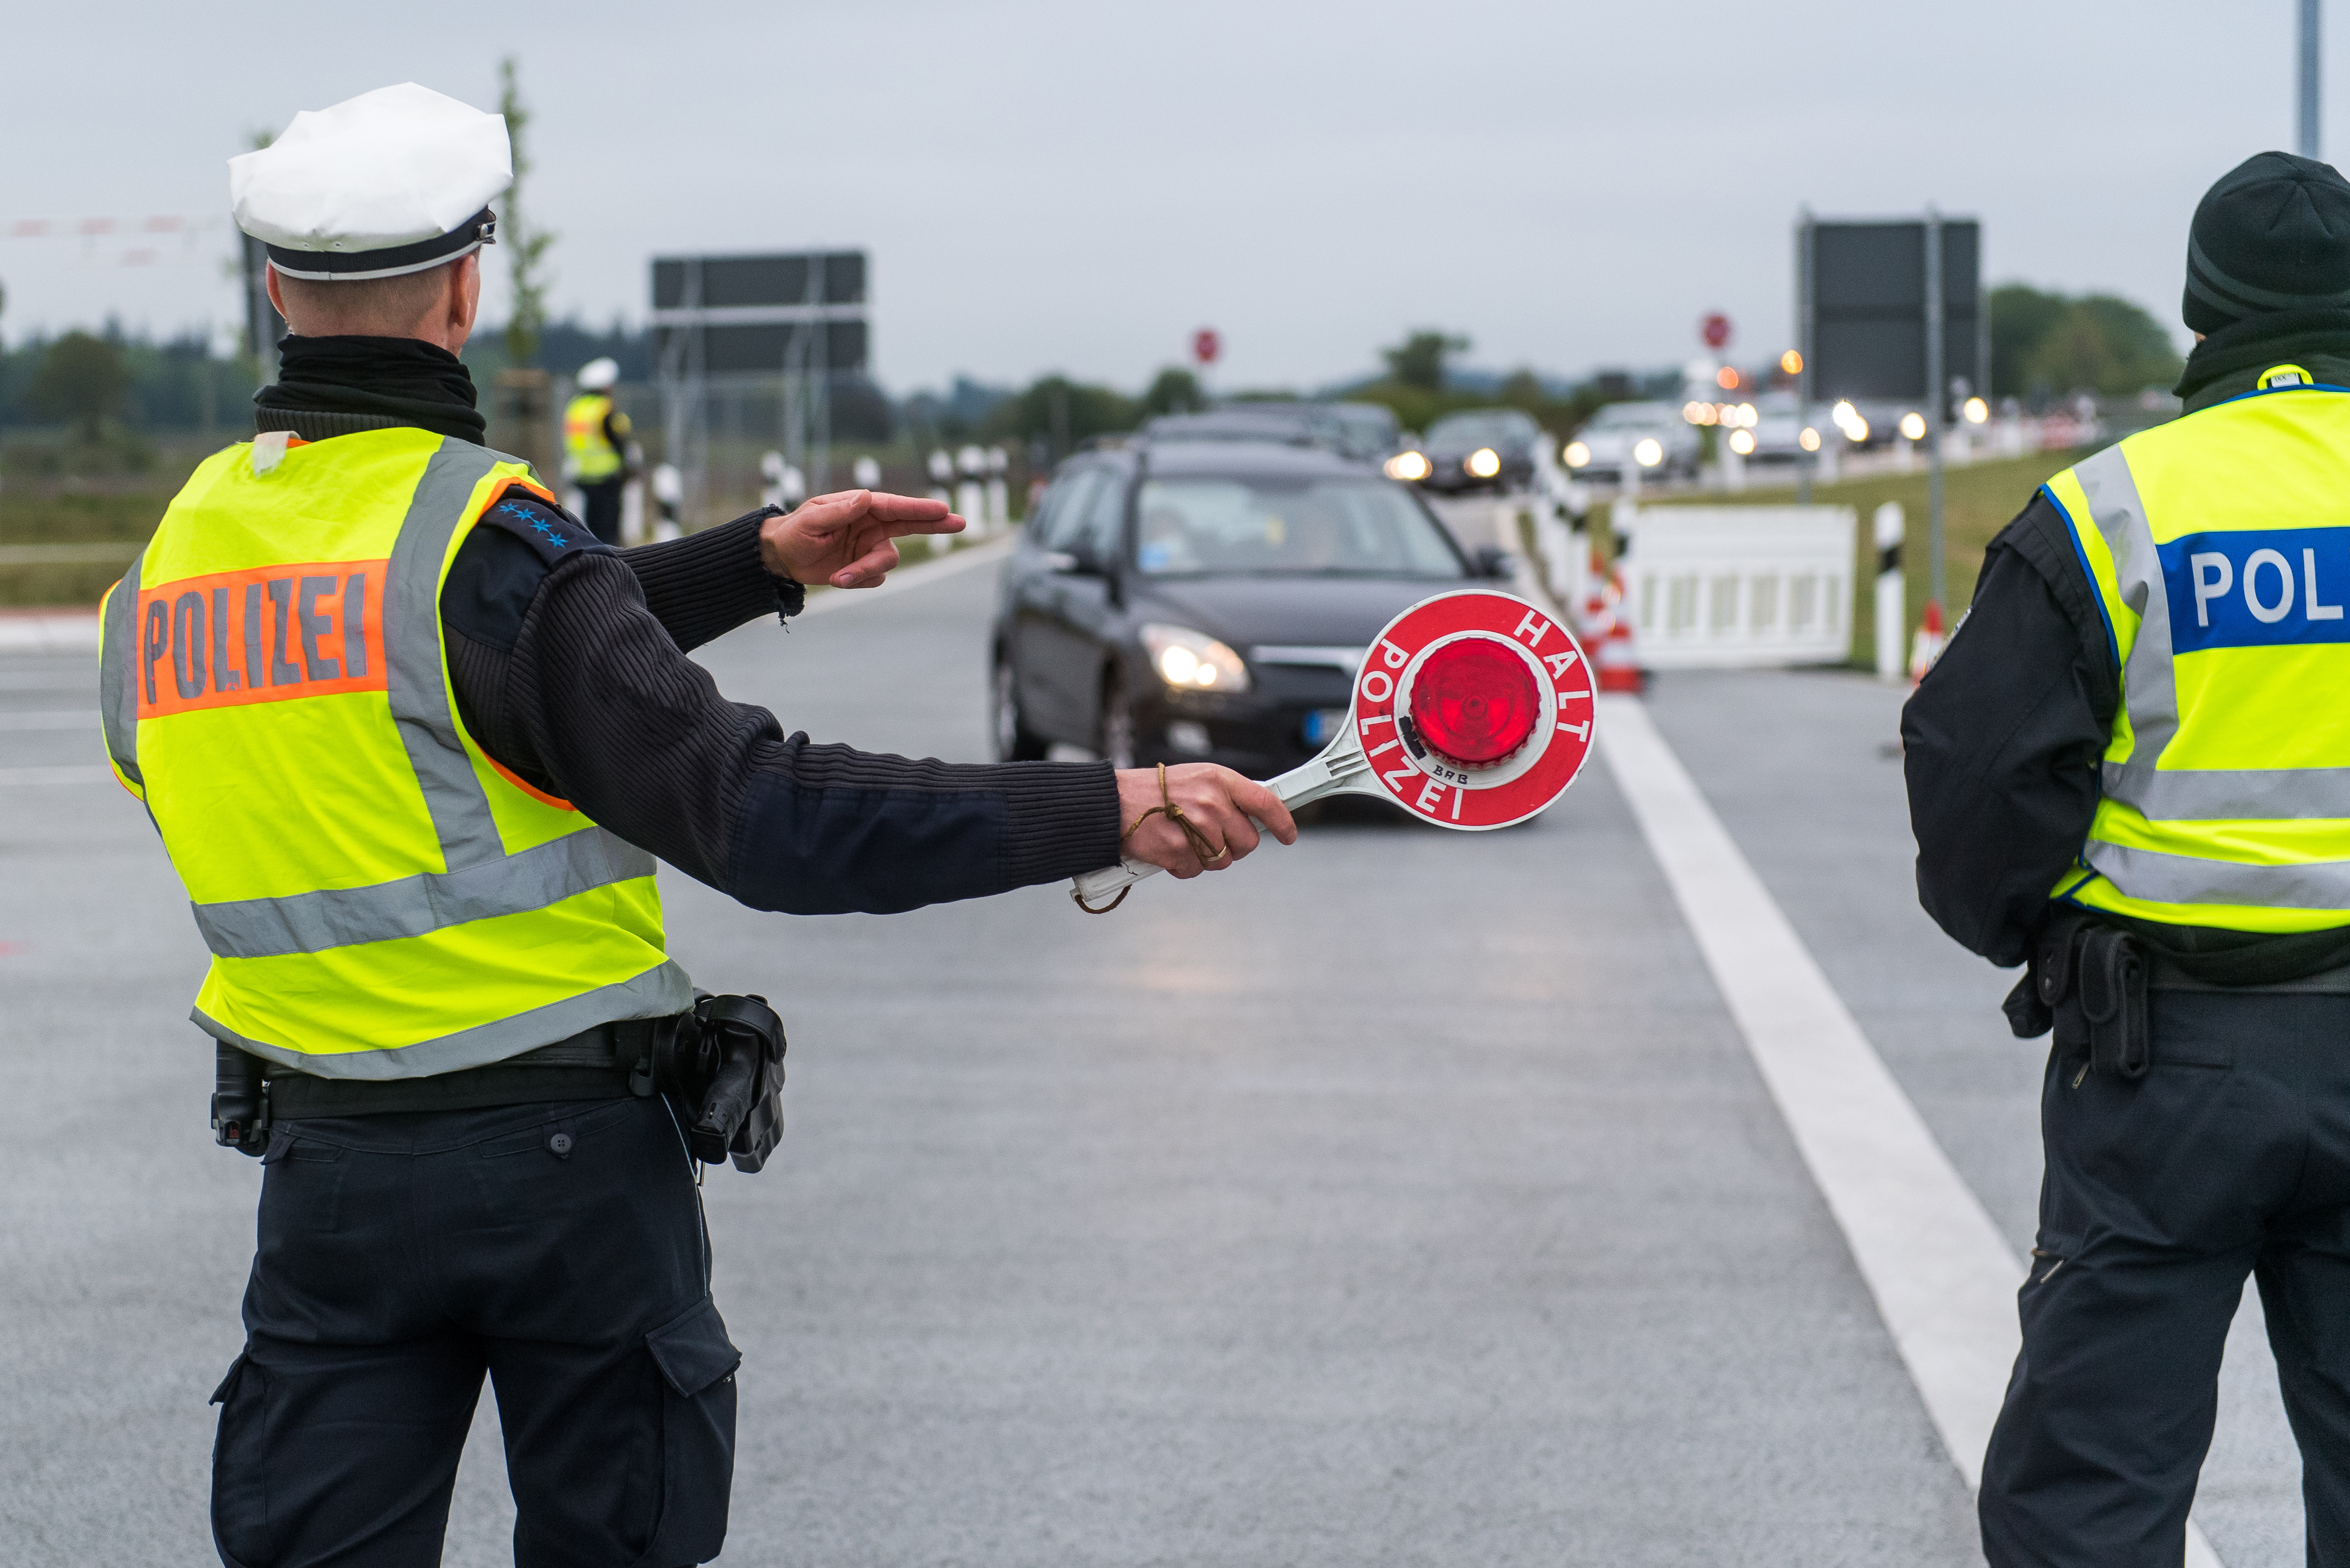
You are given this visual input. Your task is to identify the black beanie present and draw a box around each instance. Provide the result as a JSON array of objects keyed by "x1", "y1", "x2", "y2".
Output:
[{"x1": 2185, "y1": 151, "x2": 2350, "y2": 332}]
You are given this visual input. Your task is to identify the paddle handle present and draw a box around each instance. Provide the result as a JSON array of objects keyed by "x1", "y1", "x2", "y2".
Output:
[{"x1": 1066, "y1": 740, "x2": 1368, "y2": 909}]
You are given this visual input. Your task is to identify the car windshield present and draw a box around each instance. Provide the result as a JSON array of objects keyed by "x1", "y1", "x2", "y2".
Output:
[
  {"x1": 1586, "y1": 403, "x2": 1671, "y2": 430},
  {"x1": 1427, "y1": 413, "x2": 1524, "y2": 446},
  {"x1": 1132, "y1": 477, "x2": 1464, "y2": 578}
]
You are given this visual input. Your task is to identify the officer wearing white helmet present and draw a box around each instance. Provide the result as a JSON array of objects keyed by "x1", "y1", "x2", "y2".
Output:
[
  {"x1": 564, "y1": 354, "x2": 633, "y2": 543},
  {"x1": 99, "y1": 82, "x2": 1293, "y2": 1567}
]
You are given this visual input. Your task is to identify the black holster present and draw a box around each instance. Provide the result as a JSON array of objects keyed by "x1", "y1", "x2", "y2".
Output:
[
  {"x1": 639, "y1": 994, "x2": 788, "y2": 1173},
  {"x1": 212, "y1": 1042, "x2": 272, "y2": 1157},
  {"x1": 2005, "y1": 911, "x2": 2151, "y2": 1081}
]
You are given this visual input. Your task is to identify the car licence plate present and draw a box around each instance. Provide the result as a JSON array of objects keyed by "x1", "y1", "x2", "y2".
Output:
[{"x1": 1301, "y1": 708, "x2": 1348, "y2": 747}]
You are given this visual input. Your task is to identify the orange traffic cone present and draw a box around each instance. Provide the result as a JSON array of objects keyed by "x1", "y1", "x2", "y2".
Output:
[
  {"x1": 1908, "y1": 600, "x2": 1946, "y2": 684},
  {"x1": 1583, "y1": 559, "x2": 1644, "y2": 694}
]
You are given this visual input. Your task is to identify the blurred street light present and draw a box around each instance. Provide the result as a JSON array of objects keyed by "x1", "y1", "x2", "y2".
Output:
[
  {"x1": 1799, "y1": 427, "x2": 1822, "y2": 452},
  {"x1": 1728, "y1": 429, "x2": 1757, "y2": 455},
  {"x1": 1780, "y1": 349, "x2": 1804, "y2": 375},
  {"x1": 1715, "y1": 367, "x2": 1740, "y2": 389}
]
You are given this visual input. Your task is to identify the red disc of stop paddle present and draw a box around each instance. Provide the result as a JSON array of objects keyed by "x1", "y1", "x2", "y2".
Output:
[{"x1": 1348, "y1": 589, "x2": 1594, "y2": 828}]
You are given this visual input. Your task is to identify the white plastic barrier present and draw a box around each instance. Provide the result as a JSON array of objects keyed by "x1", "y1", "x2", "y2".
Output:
[{"x1": 1613, "y1": 503, "x2": 1856, "y2": 668}]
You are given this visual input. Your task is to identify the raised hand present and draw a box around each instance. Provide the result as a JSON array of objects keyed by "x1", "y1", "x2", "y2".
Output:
[{"x1": 758, "y1": 490, "x2": 967, "y2": 590}]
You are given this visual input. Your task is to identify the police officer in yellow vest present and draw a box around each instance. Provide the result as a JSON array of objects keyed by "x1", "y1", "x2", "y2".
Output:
[
  {"x1": 104, "y1": 83, "x2": 1293, "y2": 1568},
  {"x1": 564, "y1": 356, "x2": 631, "y2": 543},
  {"x1": 1907, "y1": 151, "x2": 2350, "y2": 1566}
]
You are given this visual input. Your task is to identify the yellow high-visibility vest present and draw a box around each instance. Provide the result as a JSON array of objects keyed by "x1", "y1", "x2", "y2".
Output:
[
  {"x1": 97, "y1": 427, "x2": 692, "y2": 1077},
  {"x1": 2047, "y1": 366, "x2": 2350, "y2": 933},
  {"x1": 563, "y1": 392, "x2": 624, "y2": 482}
]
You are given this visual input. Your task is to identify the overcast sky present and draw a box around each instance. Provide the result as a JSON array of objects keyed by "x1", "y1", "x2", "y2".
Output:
[{"x1": 0, "y1": 1, "x2": 2331, "y2": 393}]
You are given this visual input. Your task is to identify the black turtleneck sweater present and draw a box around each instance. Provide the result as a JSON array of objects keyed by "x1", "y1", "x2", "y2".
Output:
[
  {"x1": 254, "y1": 335, "x2": 1119, "y2": 915},
  {"x1": 1904, "y1": 314, "x2": 2350, "y2": 980}
]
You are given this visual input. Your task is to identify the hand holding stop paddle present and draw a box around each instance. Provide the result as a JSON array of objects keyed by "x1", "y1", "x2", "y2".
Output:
[{"x1": 1075, "y1": 589, "x2": 1597, "y2": 911}]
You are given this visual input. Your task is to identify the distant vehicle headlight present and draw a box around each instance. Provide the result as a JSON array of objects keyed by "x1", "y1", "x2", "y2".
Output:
[
  {"x1": 1963, "y1": 396, "x2": 1989, "y2": 424},
  {"x1": 1142, "y1": 624, "x2": 1250, "y2": 694},
  {"x1": 1385, "y1": 450, "x2": 1433, "y2": 482},
  {"x1": 1728, "y1": 429, "x2": 1756, "y2": 455},
  {"x1": 1466, "y1": 447, "x2": 1502, "y2": 479},
  {"x1": 1633, "y1": 438, "x2": 1664, "y2": 468},
  {"x1": 1564, "y1": 441, "x2": 1591, "y2": 467},
  {"x1": 1799, "y1": 427, "x2": 1822, "y2": 452},
  {"x1": 1845, "y1": 416, "x2": 1870, "y2": 442},
  {"x1": 1899, "y1": 411, "x2": 1927, "y2": 441}
]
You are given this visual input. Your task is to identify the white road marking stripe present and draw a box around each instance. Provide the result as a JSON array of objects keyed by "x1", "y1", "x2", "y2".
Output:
[
  {"x1": 0, "y1": 764, "x2": 111, "y2": 786},
  {"x1": 1597, "y1": 694, "x2": 2223, "y2": 1568},
  {"x1": 0, "y1": 710, "x2": 95, "y2": 731}
]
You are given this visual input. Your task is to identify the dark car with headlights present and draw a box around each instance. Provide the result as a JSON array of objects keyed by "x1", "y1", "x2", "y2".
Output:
[
  {"x1": 991, "y1": 439, "x2": 1505, "y2": 773},
  {"x1": 1410, "y1": 408, "x2": 1542, "y2": 494}
]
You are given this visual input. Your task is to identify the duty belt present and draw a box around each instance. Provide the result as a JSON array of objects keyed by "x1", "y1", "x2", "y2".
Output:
[{"x1": 262, "y1": 1017, "x2": 662, "y2": 1120}]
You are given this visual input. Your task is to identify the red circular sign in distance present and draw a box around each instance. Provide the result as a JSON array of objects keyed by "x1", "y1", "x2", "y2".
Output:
[
  {"x1": 1701, "y1": 311, "x2": 1732, "y2": 349},
  {"x1": 1411, "y1": 638, "x2": 1539, "y2": 763},
  {"x1": 1193, "y1": 327, "x2": 1221, "y2": 366},
  {"x1": 1349, "y1": 589, "x2": 1594, "y2": 829}
]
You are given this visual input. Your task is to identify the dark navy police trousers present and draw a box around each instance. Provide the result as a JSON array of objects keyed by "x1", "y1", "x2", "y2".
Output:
[
  {"x1": 1983, "y1": 991, "x2": 2350, "y2": 1567},
  {"x1": 210, "y1": 1097, "x2": 739, "y2": 1568}
]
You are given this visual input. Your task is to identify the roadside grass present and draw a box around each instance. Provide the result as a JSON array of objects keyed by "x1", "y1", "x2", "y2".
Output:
[{"x1": 1634, "y1": 448, "x2": 2089, "y2": 666}]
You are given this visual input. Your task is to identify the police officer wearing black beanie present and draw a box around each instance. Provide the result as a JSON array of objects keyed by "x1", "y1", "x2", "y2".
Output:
[{"x1": 1906, "y1": 151, "x2": 2350, "y2": 1566}]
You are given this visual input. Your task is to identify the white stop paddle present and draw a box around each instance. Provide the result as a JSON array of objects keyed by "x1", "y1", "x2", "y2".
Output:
[{"x1": 1072, "y1": 587, "x2": 1598, "y2": 910}]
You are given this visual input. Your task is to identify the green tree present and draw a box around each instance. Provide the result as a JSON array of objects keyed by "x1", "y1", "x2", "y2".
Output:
[
  {"x1": 1143, "y1": 367, "x2": 1205, "y2": 415},
  {"x1": 984, "y1": 375, "x2": 1142, "y2": 456},
  {"x1": 1381, "y1": 329, "x2": 1468, "y2": 392},
  {"x1": 31, "y1": 331, "x2": 128, "y2": 441},
  {"x1": 1990, "y1": 284, "x2": 2180, "y2": 398},
  {"x1": 498, "y1": 58, "x2": 555, "y2": 369}
]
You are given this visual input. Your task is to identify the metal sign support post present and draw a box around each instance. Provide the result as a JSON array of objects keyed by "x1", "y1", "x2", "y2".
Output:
[
  {"x1": 2302, "y1": 0, "x2": 2322, "y2": 159},
  {"x1": 1924, "y1": 207, "x2": 1946, "y2": 618},
  {"x1": 1796, "y1": 209, "x2": 1815, "y2": 506}
]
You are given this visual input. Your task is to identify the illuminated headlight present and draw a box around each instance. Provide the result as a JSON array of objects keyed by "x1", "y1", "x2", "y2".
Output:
[
  {"x1": 1845, "y1": 416, "x2": 1870, "y2": 442},
  {"x1": 1466, "y1": 447, "x2": 1502, "y2": 479},
  {"x1": 1799, "y1": 427, "x2": 1822, "y2": 452},
  {"x1": 1899, "y1": 411, "x2": 1927, "y2": 441},
  {"x1": 1963, "y1": 396, "x2": 1989, "y2": 424},
  {"x1": 1633, "y1": 438, "x2": 1664, "y2": 468},
  {"x1": 1564, "y1": 440, "x2": 1591, "y2": 467},
  {"x1": 1142, "y1": 624, "x2": 1250, "y2": 693},
  {"x1": 1384, "y1": 450, "x2": 1433, "y2": 482},
  {"x1": 1728, "y1": 429, "x2": 1756, "y2": 455}
]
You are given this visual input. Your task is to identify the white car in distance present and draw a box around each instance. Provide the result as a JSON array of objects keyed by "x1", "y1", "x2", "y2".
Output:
[{"x1": 1563, "y1": 401, "x2": 1701, "y2": 483}]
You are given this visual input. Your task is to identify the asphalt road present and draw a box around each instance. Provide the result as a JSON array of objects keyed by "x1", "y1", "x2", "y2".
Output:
[{"x1": 0, "y1": 549, "x2": 2307, "y2": 1566}]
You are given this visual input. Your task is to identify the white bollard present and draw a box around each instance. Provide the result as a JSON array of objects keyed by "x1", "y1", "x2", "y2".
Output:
[
  {"x1": 1873, "y1": 501, "x2": 1906, "y2": 681},
  {"x1": 985, "y1": 445, "x2": 1010, "y2": 530},
  {"x1": 620, "y1": 478, "x2": 646, "y2": 546},
  {"x1": 650, "y1": 463, "x2": 684, "y2": 543},
  {"x1": 852, "y1": 454, "x2": 882, "y2": 490},
  {"x1": 927, "y1": 448, "x2": 954, "y2": 510},
  {"x1": 759, "y1": 451, "x2": 787, "y2": 512}
]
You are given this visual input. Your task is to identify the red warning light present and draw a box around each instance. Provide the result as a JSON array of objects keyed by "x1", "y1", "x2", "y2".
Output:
[{"x1": 1408, "y1": 639, "x2": 1539, "y2": 763}]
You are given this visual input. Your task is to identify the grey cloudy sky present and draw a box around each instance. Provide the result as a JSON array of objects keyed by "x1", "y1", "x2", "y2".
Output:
[{"x1": 0, "y1": 1, "x2": 2329, "y2": 392}]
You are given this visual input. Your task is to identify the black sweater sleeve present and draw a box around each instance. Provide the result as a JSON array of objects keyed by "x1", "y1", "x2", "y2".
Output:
[
  {"x1": 1900, "y1": 492, "x2": 2120, "y2": 966},
  {"x1": 441, "y1": 502, "x2": 1121, "y2": 913}
]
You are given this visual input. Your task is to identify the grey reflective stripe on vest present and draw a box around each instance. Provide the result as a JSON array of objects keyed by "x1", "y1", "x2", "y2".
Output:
[
  {"x1": 193, "y1": 958, "x2": 697, "y2": 1080},
  {"x1": 190, "y1": 827, "x2": 656, "y2": 959},
  {"x1": 2083, "y1": 840, "x2": 2350, "y2": 912},
  {"x1": 386, "y1": 440, "x2": 508, "y2": 869},
  {"x1": 97, "y1": 553, "x2": 145, "y2": 786},
  {"x1": 2101, "y1": 763, "x2": 2350, "y2": 821}
]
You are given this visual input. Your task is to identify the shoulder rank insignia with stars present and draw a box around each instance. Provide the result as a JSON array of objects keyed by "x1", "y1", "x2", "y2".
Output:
[{"x1": 474, "y1": 489, "x2": 611, "y2": 564}]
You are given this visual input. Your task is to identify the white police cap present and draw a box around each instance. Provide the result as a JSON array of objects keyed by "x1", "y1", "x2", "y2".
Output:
[{"x1": 229, "y1": 83, "x2": 511, "y2": 282}]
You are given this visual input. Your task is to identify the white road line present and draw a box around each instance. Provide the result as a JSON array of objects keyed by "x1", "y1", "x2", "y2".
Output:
[
  {"x1": 0, "y1": 710, "x2": 95, "y2": 731},
  {"x1": 1597, "y1": 694, "x2": 2223, "y2": 1568},
  {"x1": 0, "y1": 764, "x2": 111, "y2": 786},
  {"x1": 794, "y1": 535, "x2": 1012, "y2": 617}
]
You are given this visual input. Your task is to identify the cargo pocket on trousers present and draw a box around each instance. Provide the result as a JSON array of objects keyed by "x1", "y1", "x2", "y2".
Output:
[
  {"x1": 210, "y1": 1351, "x2": 271, "y2": 1568},
  {"x1": 638, "y1": 1295, "x2": 741, "y2": 1568}
]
